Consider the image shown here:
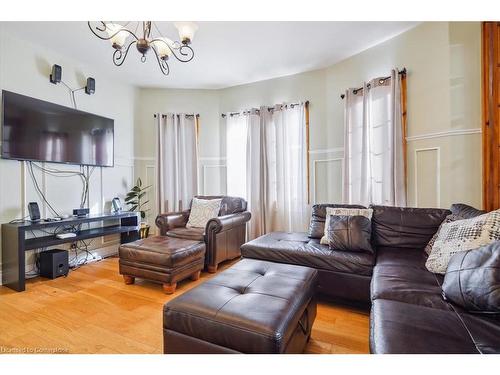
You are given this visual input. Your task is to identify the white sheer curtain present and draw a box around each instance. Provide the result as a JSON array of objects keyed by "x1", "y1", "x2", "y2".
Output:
[
  {"x1": 226, "y1": 103, "x2": 308, "y2": 239},
  {"x1": 156, "y1": 113, "x2": 198, "y2": 213},
  {"x1": 263, "y1": 104, "x2": 308, "y2": 233},
  {"x1": 343, "y1": 69, "x2": 406, "y2": 206},
  {"x1": 226, "y1": 111, "x2": 265, "y2": 239}
]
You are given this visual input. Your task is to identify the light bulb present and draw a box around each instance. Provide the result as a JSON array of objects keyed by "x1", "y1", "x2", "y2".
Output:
[
  {"x1": 152, "y1": 37, "x2": 174, "y2": 59},
  {"x1": 174, "y1": 22, "x2": 198, "y2": 44},
  {"x1": 105, "y1": 23, "x2": 129, "y2": 49}
]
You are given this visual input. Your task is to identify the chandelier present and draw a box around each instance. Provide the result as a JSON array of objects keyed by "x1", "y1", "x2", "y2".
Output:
[{"x1": 87, "y1": 21, "x2": 198, "y2": 76}]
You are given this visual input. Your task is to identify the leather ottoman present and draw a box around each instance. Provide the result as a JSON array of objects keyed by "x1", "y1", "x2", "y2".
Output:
[
  {"x1": 163, "y1": 258, "x2": 318, "y2": 353},
  {"x1": 119, "y1": 236, "x2": 205, "y2": 294}
]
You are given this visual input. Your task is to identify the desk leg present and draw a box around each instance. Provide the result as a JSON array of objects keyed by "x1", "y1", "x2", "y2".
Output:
[{"x1": 1, "y1": 226, "x2": 25, "y2": 292}]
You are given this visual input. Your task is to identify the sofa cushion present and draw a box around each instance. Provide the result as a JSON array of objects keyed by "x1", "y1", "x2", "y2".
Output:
[
  {"x1": 167, "y1": 227, "x2": 205, "y2": 241},
  {"x1": 241, "y1": 232, "x2": 374, "y2": 276},
  {"x1": 426, "y1": 210, "x2": 500, "y2": 274},
  {"x1": 370, "y1": 205, "x2": 450, "y2": 250},
  {"x1": 370, "y1": 299, "x2": 480, "y2": 353},
  {"x1": 450, "y1": 203, "x2": 486, "y2": 219},
  {"x1": 193, "y1": 195, "x2": 247, "y2": 216},
  {"x1": 371, "y1": 264, "x2": 449, "y2": 309},
  {"x1": 455, "y1": 313, "x2": 500, "y2": 354},
  {"x1": 320, "y1": 207, "x2": 373, "y2": 245},
  {"x1": 442, "y1": 241, "x2": 500, "y2": 313},
  {"x1": 186, "y1": 198, "x2": 222, "y2": 228},
  {"x1": 327, "y1": 215, "x2": 373, "y2": 253},
  {"x1": 375, "y1": 247, "x2": 428, "y2": 269},
  {"x1": 308, "y1": 203, "x2": 365, "y2": 239}
]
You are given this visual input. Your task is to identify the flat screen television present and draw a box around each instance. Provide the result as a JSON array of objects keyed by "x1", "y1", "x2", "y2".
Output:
[{"x1": 1, "y1": 90, "x2": 114, "y2": 167}]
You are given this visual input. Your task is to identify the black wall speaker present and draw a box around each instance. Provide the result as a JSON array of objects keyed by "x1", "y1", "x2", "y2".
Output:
[
  {"x1": 49, "y1": 64, "x2": 62, "y2": 84},
  {"x1": 85, "y1": 77, "x2": 95, "y2": 95},
  {"x1": 73, "y1": 208, "x2": 89, "y2": 217},
  {"x1": 39, "y1": 249, "x2": 69, "y2": 279}
]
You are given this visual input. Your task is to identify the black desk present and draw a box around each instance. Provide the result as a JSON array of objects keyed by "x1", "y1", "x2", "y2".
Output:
[{"x1": 1, "y1": 212, "x2": 140, "y2": 292}]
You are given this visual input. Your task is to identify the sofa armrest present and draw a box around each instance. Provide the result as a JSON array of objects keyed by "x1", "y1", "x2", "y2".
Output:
[
  {"x1": 206, "y1": 211, "x2": 252, "y2": 234},
  {"x1": 155, "y1": 210, "x2": 190, "y2": 235}
]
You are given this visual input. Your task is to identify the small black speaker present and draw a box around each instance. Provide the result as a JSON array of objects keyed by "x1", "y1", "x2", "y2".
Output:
[
  {"x1": 28, "y1": 202, "x2": 41, "y2": 222},
  {"x1": 50, "y1": 64, "x2": 62, "y2": 84},
  {"x1": 85, "y1": 77, "x2": 95, "y2": 95},
  {"x1": 39, "y1": 249, "x2": 69, "y2": 279}
]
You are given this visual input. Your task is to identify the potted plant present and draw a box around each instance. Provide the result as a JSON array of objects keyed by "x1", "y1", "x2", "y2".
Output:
[{"x1": 125, "y1": 177, "x2": 151, "y2": 238}]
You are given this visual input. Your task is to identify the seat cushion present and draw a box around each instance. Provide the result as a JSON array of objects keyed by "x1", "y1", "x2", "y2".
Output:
[
  {"x1": 455, "y1": 313, "x2": 500, "y2": 354},
  {"x1": 119, "y1": 236, "x2": 205, "y2": 268},
  {"x1": 375, "y1": 247, "x2": 428, "y2": 269},
  {"x1": 163, "y1": 259, "x2": 318, "y2": 353},
  {"x1": 371, "y1": 264, "x2": 449, "y2": 309},
  {"x1": 166, "y1": 227, "x2": 205, "y2": 241},
  {"x1": 370, "y1": 299, "x2": 480, "y2": 353},
  {"x1": 241, "y1": 232, "x2": 374, "y2": 276}
]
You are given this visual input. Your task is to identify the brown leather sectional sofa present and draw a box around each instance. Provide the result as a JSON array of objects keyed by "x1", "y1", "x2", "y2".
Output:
[{"x1": 242, "y1": 203, "x2": 500, "y2": 354}]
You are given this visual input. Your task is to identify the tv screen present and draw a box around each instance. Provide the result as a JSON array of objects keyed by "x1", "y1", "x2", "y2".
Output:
[{"x1": 1, "y1": 90, "x2": 114, "y2": 167}]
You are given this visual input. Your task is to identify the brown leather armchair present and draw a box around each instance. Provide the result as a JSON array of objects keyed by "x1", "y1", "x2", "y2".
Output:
[{"x1": 156, "y1": 196, "x2": 251, "y2": 273}]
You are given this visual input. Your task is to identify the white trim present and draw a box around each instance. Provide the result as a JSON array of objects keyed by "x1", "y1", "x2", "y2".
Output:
[
  {"x1": 406, "y1": 128, "x2": 481, "y2": 142},
  {"x1": 202, "y1": 164, "x2": 226, "y2": 195},
  {"x1": 312, "y1": 158, "x2": 343, "y2": 204},
  {"x1": 200, "y1": 156, "x2": 227, "y2": 162},
  {"x1": 133, "y1": 156, "x2": 155, "y2": 162},
  {"x1": 414, "y1": 147, "x2": 441, "y2": 207},
  {"x1": 309, "y1": 147, "x2": 344, "y2": 155}
]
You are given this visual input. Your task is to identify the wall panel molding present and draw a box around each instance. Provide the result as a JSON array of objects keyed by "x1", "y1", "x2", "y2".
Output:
[
  {"x1": 312, "y1": 158, "x2": 343, "y2": 204},
  {"x1": 309, "y1": 147, "x2": 344, "y2": 155},
  {"x1": 414, "y1": 147, "x2": 441, "y2": 207},
  {"x1": 406, "y1": 128, "x2": 481, "y2": 142},
  {"x1": 202, "y1": 164, "x2": 226, "y2": 195}
]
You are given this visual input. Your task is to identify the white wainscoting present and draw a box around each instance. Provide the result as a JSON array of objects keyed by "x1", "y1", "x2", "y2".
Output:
[
  {"x1": 406, "y1": 128, "x2": 481, "y2": 142},
  {"x1": 414, "y1": 147, "x2": 441, "y2": 207},
  {"x1": 312, "y1": 158, "x2": 344, "y2": 204}
]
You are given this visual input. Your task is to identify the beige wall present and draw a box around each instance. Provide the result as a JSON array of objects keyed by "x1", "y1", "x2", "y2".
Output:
[
  {"x1": 0, "y1": 26, "x2": 137, "y2": 278},
  {"x1": 134, "y1": 22, "x2": 482, "y2": 216}
]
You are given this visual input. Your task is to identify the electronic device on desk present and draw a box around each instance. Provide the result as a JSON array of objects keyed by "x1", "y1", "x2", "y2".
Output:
[
  {"x1": 73, "y1": 208, "x2": 89, "y2": 217},
  {"x1": 39, "y1": 249, "x2": 69, "y2": 279},
  {"x1": 56, "y1": 233, "x2": 77, "y2": 239},
  {"x1": 112, "y1": 197, "x2": 122, "y2": 213},
  {"x1": 28, "y1": 202, "x2": 41, "y2": 222}
]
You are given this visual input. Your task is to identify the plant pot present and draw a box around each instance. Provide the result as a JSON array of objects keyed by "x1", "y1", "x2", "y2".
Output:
[{"x1": 139, "y1": 223, "x2": 150, "y2": 239}]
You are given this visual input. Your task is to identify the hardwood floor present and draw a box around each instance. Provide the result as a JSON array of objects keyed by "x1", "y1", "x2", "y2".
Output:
[{"x1": 0, "y1": 257, "x2": 370, "y2": 354}]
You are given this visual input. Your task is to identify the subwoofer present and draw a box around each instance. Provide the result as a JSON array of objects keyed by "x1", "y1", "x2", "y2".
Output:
[{"x1": 39, "y1": 249, "x2": 69, "y2": 279}]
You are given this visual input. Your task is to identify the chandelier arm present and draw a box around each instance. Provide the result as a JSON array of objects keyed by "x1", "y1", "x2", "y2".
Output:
[
  {"x1": 150, "y1": 45, "x2": 170, "y2": 76},
  {"x1": 88, "y1": 21, "x2": 140, "y2": 42},
  {"x1": 149, "y1": 38, "x2": 194, "y2": 63},
  {"x1": 113, "y1": 40, "x2": 137, "y2": 67}
]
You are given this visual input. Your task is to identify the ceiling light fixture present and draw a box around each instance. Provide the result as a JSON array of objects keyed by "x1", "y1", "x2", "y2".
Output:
[{"x1": 87, "y1": 21, "x2": 197, "y2": 76}]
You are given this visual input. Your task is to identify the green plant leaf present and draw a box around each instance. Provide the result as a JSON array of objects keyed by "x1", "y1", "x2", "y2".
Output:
[
  {"x1": 138, "y1": 192, "x2": 147, "y2": 199},
  {"x1": 137, "y1": 178, "x2": 142, "y2": 187},
  {"x1": 129, "y1": 205, "x2": 138, "y2": 212},
  {"x1": 140, "y1": 211, "x2": 146, "y2": 219},
  {"x1": 131, "y1": 186, "x2": 141, "y2": 192},
  {"x1": 125, "y1": 197, "x2": 137, "y2": 203}
]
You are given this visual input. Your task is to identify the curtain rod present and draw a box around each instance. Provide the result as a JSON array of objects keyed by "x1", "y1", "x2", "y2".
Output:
[
  {"x1": 221, "y1": 101, "x2": 309, "y2": 118},
  {"x1": 340, "y1": 68, "x2": 406, "y2": 100},
  {"x1": 154, "y1": 113, "x2": 200, "y2": 118}
]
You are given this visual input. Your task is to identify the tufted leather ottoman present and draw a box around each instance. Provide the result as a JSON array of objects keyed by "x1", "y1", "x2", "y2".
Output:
[
  {"x1": 119, "y1": 236, "x2": 205, "y2": 294},
  {"x1": 163, "y1": 258, "x2": 318, "y2": 353}
]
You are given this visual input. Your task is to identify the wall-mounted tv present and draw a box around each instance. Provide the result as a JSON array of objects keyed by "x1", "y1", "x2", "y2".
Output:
[{"x1": 1, "y1": 90, "x2": 114, "y2": 167}]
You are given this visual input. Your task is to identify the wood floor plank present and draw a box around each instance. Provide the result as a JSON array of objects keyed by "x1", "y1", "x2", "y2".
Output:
[{"x1": 0, "y1": 257, "x2": 370, "y2": 354}]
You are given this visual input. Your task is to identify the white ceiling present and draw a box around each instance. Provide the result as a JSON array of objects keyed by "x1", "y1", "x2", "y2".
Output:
[{"x1": 1, "y1": 21, "x2": 419, "y2": 89}]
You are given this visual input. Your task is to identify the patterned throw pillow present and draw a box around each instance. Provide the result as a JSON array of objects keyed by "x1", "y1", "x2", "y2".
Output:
[
  {"x1": 186, "y1": 198, "x2": 223, "y2": 228},
  {"x1": 424, "y1": 214, "x2": 463, "y2": 255},
  {"x1": 320, "y1": 207, "x2": 373, "y2": 245},
  {"x1": 425, "y1": 210, "x2": 500, "y2": 274}
]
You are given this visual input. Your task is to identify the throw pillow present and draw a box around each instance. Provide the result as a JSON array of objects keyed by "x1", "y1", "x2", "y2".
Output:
[
  {"x1": 320, "y1": 207, "x2": 373, "y2": 245},
  {"x1": 186, "y1": 198, "x2": 223, "y2": 228},
  {"x1": 425, "y1": 210, "x2": 500, "y2": 274},
  {"x1": 442, "y1": 240, "x2": 500, "y2": 313},
  {"x1": 424, "y1": 214, "x2": 463, "y2": 255},
  {"x1": 327, "y1": 215, "x2": 373, "y2": 253}
]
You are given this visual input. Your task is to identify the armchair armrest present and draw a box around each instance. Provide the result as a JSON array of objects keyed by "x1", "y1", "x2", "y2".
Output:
[
  {"x1": 206, "y1": 211, "x2": 252, "y2": 234},
  {"x1": 155, "y1": 210, "x2": 190, "y2": 235}
]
